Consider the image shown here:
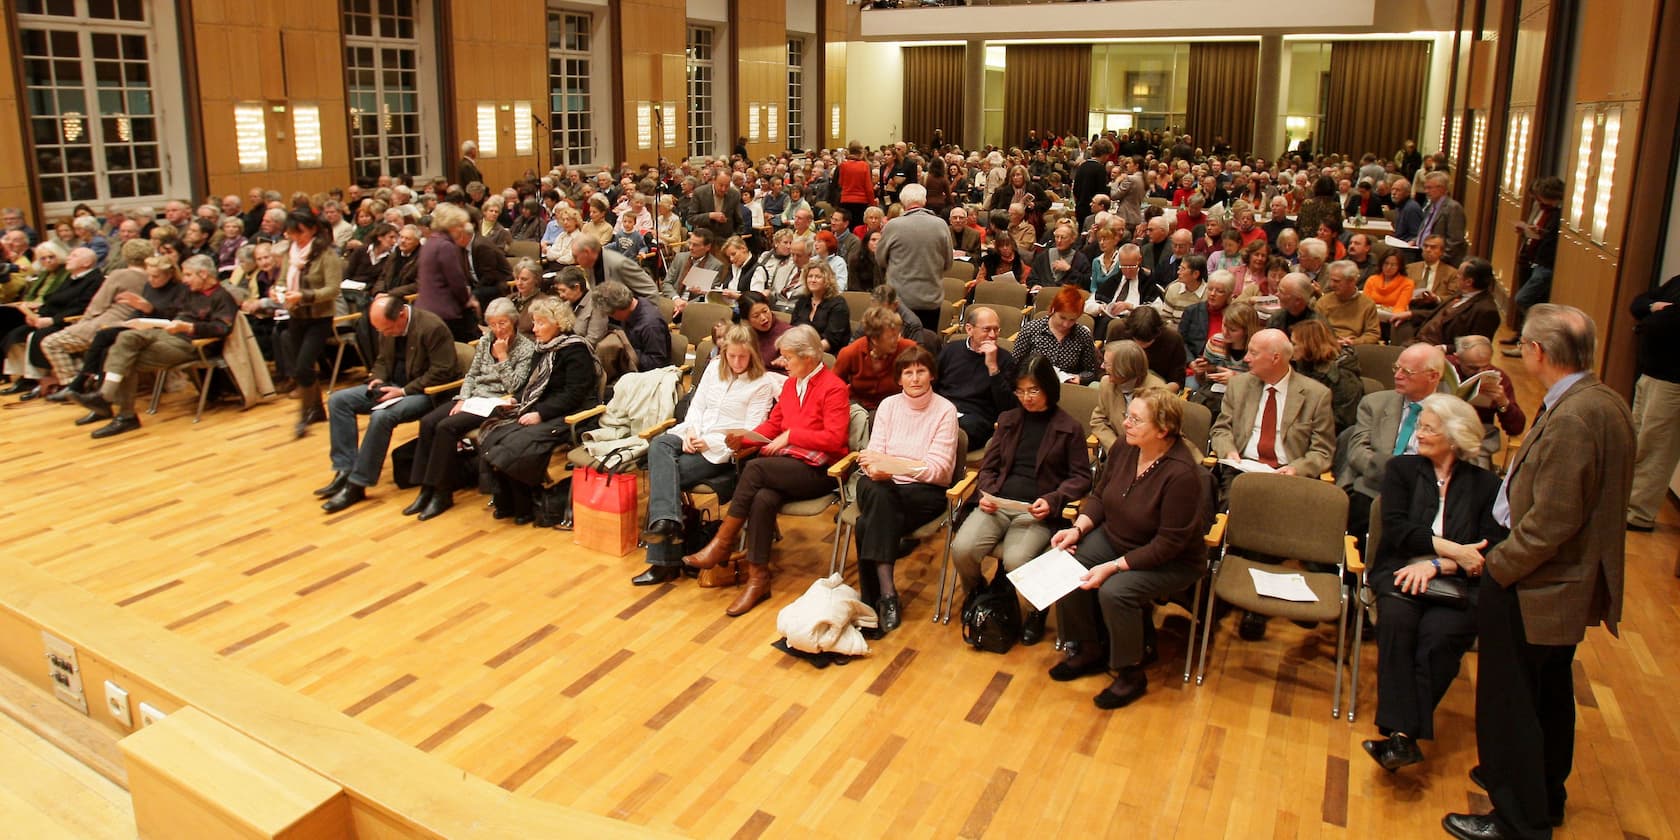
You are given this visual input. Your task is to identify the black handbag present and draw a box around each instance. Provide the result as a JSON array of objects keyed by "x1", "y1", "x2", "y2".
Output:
[{"x1": 1392, "y1": 562, "x2": 1471, "y2": 609}]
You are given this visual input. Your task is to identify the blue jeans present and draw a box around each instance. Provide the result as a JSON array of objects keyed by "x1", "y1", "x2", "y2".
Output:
[
  {"x1": 328, "y1": 387, "x2": 434, "y2": 487},
  {"x1": 645, "y1": 433, "x2": 733, "y2": 542},
  {"x1": 1514, "y1": 264, "x2": 1552, "y2": 310}
]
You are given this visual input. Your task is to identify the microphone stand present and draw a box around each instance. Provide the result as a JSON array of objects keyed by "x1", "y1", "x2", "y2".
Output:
[{"x1": 529, "y1": 111, "x2": 548, "y2": 177}]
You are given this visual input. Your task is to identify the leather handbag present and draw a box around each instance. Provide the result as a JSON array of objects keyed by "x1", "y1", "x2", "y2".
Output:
[{"x1": 1394, "y1": 559, "x2": 1471, "y2": 609}]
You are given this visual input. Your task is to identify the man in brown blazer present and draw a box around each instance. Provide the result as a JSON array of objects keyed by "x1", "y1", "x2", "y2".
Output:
[
  {"x1": 686, "y1": 170, "x2": 743, "y2": 243},
  {"x1": 1211, "y1": 328, "x2": 1338, "y2": 478},
  {"x1": 1414, "y1": 256, "x2": 1503, "y2": 349},
  {"x1": 1391, "y1": 235, "x2": 1460, "y2": 343},
  {"x1": 1443, "y1": 304, "x2": 1634, "y2": 840}
]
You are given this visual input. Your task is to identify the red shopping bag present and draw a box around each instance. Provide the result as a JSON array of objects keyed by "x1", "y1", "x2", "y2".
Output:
[{"x1": 572, "y1": 466, "x2": 644, "y2": 556}]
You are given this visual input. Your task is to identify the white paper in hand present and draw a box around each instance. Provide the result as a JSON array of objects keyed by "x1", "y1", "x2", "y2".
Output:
[
  {"x1": 1248, "y1": 568, "x2": 1319, "y2": 602},
  {"x1": 1383, "y1": 235, "x2": 1415, "y2": 250},
  {"x1": 1218, "y1": 457, "x2": 1276, "y2": 474},
  {"x1": 1006, "y1": 548, "x2": 1090, "y2": 611},
  {"x1": 683, "y1": 266, "x2": 719, "y2": 294},
  {"x1": 456, "y1": 396, "x2": 506, "y2": 417}
]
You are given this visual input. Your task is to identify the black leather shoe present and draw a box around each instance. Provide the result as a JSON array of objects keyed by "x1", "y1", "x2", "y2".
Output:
[
  {"x1": 71, "y1": 390, "x2": 113, "y2": 419},
  {"x1": 1093, "y1": 667, "x2": 1147, "y2": 710},
  {"x1": 416, "y1": 493, "x2": 453, "y2": 521},
  {"x1": 1442, "y1": 812, "x2": 1512, "y2": 840},
  {"x1": 1020, "y1": 609, "x2": 1048, "y2": 645},
  {"x1": 45, "y1": 388, "x2": 74, "y2": 403},
  {"x1": 1361, "y1": 733, "x2": 1424, "y2": 771},
  {"x1": 74, "y1": 410, "x2": 107, "y2": 426},
  {"x1": 631, "y1": 566, "x2": 681, "y2": 586},
  {"x1": 1469, "y1": 765, "x2": 1487, "y2": 791},
  {"x1": 321, "y1": 483, "x2": 367, "y2": 513},
  {"x1": 1048, "y1": 650, "x2": 1108, "y2": 682},
  {"x1": 0, "y1": 379, "x2": 34, "y2": 395},
  {"x1": 401, "y1": 487, "x2": 435, "y2": 516},
  {"x1": 1627, "y1": 522, "x2": 1655, "y2": 533},
  {"x1": 313, "y1": 472, "x2": 350, "y2": 498},
  {"x1": 647, "y1": 518, "x2": 682, "y2": 539},
  {"x1": 1238, "y1": 611, "x2": 1268, "y2": 641},
  {"x1": 513, "y1": 514, "x2": 534, "y2": 526},
  {"x1": 17, "y1": 386, "x2": 44, "y2": 401},
  {"x1": 877, "y1": 596, "x2": 902, "y2": 633},
  {"x1": 90, "y1": 414, "x2": 141, "y2": 439}
]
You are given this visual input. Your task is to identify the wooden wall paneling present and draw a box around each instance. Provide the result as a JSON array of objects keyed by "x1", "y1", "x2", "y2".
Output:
[
  {"x1": 1466, "y1": 40, "x2": 1497, "y2": 110},
  {"x1": 445, "y1": 0, "x2": 545, "y2": 187},
  {"x1": 736, "y1": 3, "x2": 788, "y2": 162},
  {"x1": 823, "y1": 0, "x2": 856, "y2": 146},
  {"x1": 619, "y1": 0, "x2": 685, "y2": 170},
  {"x1": 0, "y1": 2, "x2": 38, "y2": 222}
]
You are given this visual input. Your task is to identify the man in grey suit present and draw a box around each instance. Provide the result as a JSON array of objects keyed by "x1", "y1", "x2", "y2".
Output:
[
  {"x1": 686, "y1": 170, "x2": 742, "y2": 243},
  {"x1": 1444, "y1": 305, "x2": 1634, "y2": 840},
  {"x1": 1210, "y1": 327, "x2": 1339, "y2": 640},
  {"x1": 574, "y1": 234, "x2": 657, "y2": 298},
  {"x1": 661, "y1": 228, "x2": 725, "y2": 304},
  {"x1": 1337, "y1": 342, "x2": 1448, "y2": 542},
  {"x1": 1415, "y1": 171, "x2": 1468, "y2": 267}
]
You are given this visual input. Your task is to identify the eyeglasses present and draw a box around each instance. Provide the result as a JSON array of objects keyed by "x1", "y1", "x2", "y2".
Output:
[
  {"x1": 1392, "y1": 363, "x2": 1435, "y2": 378},
  {"x1": 1121, "y1": 413, "x2": 1151, "y2": 427},
  {"x1": 1014, "y1": 386, "x2": 1043, "y2": 398}
]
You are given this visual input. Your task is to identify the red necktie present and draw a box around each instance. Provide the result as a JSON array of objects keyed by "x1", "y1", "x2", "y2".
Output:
[{"x1": 1257, "y1": 386, "x2": 1279, "y2": 467}]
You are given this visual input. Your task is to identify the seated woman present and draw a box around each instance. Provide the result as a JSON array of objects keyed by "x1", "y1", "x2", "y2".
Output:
[
  {"x1": 1289, "y1": 319, "x2": 1363, "y2": 434},
  {"x1": 479, "y1": 298, "x2": 600, "y2": 526},
  {"x1": 684, "y1": 325, "x2": 851, "y2": 617},
  {"x1": 632, "y1": 325, "x2": 779, "y2": 586},
  {"x1": 553, "y1": 267, "x2": 607, "y2": 348},
  {"x1": 404, "y1": 298, "x2": 535, "y2": 521},
  {"x1": 847, "y1": 229, "x2": 884, "y2": 294},
  {"x1": 507, "y1": 258, "x2": 556, "y2": 336},
  {"x1": 950, "y1": 354, "x2": 1093, "y2": 644},
  {"x1": 790, "y1": 261, "x2": 850, "y2": 354},
  {"x1": 1362, "y1": 393, "x2": 1506, "y2": 771},
  {"x1": 850, "y1": 345, "x2": 960, "y2": 633},
  {"x1": 1049, "y1": 388, "x2": 1209, "y2": 709},
  {"x1": 812, "y1": 231, "x2": 849, "y2": 291},
  {"x1": 1364, "y1": 251, "x2": 1415, "y2": 320},
  {"x1": 1010, "y1": 285, "x2": 1100, "y2": 386},
  {"x1": 738, "y1": 290, "x2": 791, "y2": 369},
  {"x1": 1089, "y1": 340, "x2": 1167, "y2": 452},
  {"x1": 1187, "y1": 299, "x2": 1259, "y2": 416},
  {"x1": 834, "y1": 305, "x2": 916, "y2": 412}
]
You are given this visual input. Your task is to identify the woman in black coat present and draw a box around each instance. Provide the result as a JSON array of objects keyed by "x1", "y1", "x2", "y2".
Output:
[
  {"x1": 1361, "y1": 393, "x2": 1508, "y2": 772},
  {"x1": 11, "y1": 253, "x2": 102, "y2": 398},
  {"x1": 479, "y1": 297, "x2": 600, "y2": 526},
  {"x1": 789, "y1": 261, "x2": 850, "y2": 354}
]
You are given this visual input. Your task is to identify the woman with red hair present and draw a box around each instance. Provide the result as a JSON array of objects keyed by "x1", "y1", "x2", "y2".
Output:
[
  {"x1": 813, "y1": 229, "x2": 849, "y2": 290},
  {"x1": 1010, "y1": 285, "x2": 1101, "y2": 385}
]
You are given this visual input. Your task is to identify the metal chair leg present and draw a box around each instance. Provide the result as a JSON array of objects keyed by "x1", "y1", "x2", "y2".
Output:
[
  {"x1": 1332, "y1": 591, "x2": 1348, "y2": 719},
  {"x1": 932, "y1": 508, "x2": 957, "y2": 623},
  {"x1": 1195, "y1": 568, "x2": 1220, "y2": 685},
  {"x1": 192, "y1": 366, "x2": 213, "y2": 422},
  {"x1": 329, "y1": 341, "x2": 346, "y2": 392},
  {"x1": 1183, "y1": 577, "x2": 1203, "y2": 683},
  {"x1": 146, "y1": 370, "x2": 167, "y2": 414},
  {"x1": 1348, "y1": 579, "x2": 1367, "y2": 722}
]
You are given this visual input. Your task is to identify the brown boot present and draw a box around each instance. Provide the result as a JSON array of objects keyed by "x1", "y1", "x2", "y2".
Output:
[
  {"x1": 683, "y1": 514, "x2": 745, "y2": 570},
  {"x1": 294, "y1": 385, "x2": 326, "y2": 439},
  {"x1": 725, "y1": 561, "x2": 771, "y2": 617}
]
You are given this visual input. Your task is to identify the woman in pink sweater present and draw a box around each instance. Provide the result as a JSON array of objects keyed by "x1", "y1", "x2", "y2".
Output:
[{"x1": 850, "y1": 345, "x2": 960, "y2": 633}]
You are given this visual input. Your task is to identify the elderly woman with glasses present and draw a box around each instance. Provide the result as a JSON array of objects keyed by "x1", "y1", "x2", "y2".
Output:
[
  {"x1": 950, "y1": 353, "x2": 1093, "y2": 645},
  {"x1": 1361, "y1": 393, "x2": 1507, "y2": 771},
  {"x1": 1048, "y1": 387, "x2": 1209, "y2": 710}
]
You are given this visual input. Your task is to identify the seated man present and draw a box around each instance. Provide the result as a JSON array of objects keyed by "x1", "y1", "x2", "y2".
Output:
[
  {"x1": 1391, "y1": 234, "x2": 1457, "y2": 343},
  {"x1": 72, "y1": 255, "x2": 236, "y2": 438},
  {"x1": 316, "y1": 295, "x2": 461, "y2": 512},
  {"x1": 574, "y1": 234, "x2": 658, "y2": 298},
  {"x1": 1106, "y1": 305, "x2": 1188, "y2": 391},
  {"x1": 662, "y1": 228, "x2": 725, "y2": 307},
  {"x1": 1411, "y1": 256, "x2": 1502, "y2": 349},
  {"x1": 1026, "y1": 220, "x2": 1090, "y2": 293},
  {"x1": 1336, "y1": 342, "x2": 1449, "y2": 543},
  {"x1": 594, "y1": 279, "x2": 670, "y2": 385},
  {"x1": 42, "y1": 238, "x2": 154, "y2": 402},
  {"x1": 834, "y1": 305, "x2": 916, "y2": 412},
  {"x1": 1266, "y1": 272, "x2": 1322, "y2": 332},
  {"x1": 1447, "y1": 334, "x2": 1526, "y2": 463},
  {"x1": 1209, "y1": 327, "x2": 1337, "y2": 641},
  {"x1": 1313, "y1": 260, "x2": 1381, "y2": 346},
  {"x1": 947, "y1": 206, "x2": 982, "y2": 259},
  {"x1": 934, "y1": 304, "x2": 1016, "y2": 451}
]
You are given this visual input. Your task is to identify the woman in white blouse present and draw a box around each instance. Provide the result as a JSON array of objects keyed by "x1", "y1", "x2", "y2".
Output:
[
  {"x1": 544, "y1": 207, "x2": 583, "y2": 265},
  {"x1": 632, "y1": 324, "x2": 780, "y2": 586}
]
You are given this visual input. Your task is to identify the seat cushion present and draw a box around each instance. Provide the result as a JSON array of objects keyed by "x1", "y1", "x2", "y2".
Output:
[
  {"x1": 779, "y1": 493, "x2": 837, "y2": 517},
  {"x1": 1213, "y1": 553, "x2": 1343, "y2": 624}
]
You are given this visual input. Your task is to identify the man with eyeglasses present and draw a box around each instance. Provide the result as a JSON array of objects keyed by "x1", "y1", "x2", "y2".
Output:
[
  {"x1": 935, "y1": 305, "x2": 1015, "y2": 451},
  {"x1": 1337, "y1": 342, "x2": 1451, "y2": 545}
]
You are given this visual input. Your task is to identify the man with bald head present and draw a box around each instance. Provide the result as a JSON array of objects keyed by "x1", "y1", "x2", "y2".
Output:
[{"x1": 1337, "y1": 341, "x2": 1452, "y2": 539}]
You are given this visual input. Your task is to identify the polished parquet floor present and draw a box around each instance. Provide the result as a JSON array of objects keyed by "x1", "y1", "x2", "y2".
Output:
[{"x1": 3, "y1": 359, "x2": 1678, "y2": 839}]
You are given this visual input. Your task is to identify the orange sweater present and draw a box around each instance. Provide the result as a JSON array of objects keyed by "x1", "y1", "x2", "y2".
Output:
[{"x1": 1363, "y1": 274, "x2": 1416, "y2": 312}]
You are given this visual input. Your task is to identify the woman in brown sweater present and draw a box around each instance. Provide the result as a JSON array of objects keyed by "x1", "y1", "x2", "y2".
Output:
[{"x1": 1048, "y1": 388, "x2": 1209, "y2": 709}]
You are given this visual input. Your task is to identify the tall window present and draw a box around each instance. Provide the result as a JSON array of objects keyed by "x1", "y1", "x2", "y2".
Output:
[
  {"x1": 547, "y1": 10, "x2": 594, "y2": 168},
  {"x1": 686, "y1": 25, "x2": 716, "y2": 159},
  {"x1": 342, "y1": 0, "x2": 423, "y2": 181},
  {"x1": 786, "y1": 38, "x2": 805, "y2": 151},
  {"x1": 18, "y1": 0, "x2": 167, "y2": 207}
]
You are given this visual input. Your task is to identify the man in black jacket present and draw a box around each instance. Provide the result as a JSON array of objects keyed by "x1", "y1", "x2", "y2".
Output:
[
  {"x1": 1072, "y1": 139, "x2": 1112, "y2": 230},
  {"x1": 935, "y1": 305, "x2": 1015, "y2": 451},
  {"x1": 1626, "y1": 274, "x2": 1680, "y2": 532}
]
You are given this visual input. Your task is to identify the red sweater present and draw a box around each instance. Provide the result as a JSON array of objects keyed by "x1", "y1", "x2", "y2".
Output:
[
  {"x1": 838, "y1": 159, "x2": 875, "y2": 205},
  {"x1": 756, "y1": 365, "x2": 852, "y2": 464},
  {"x1": 834, "y1": 336, "x2": 915, "y2": 410}
]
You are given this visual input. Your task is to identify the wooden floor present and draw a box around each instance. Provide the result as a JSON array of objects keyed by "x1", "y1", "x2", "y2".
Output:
[
  {"x1": 3, "y1": 361, "x2": 1678, "y2": 840},
  {"x1": 0, "y1": 706, "x2": 134, "y2": 838}
]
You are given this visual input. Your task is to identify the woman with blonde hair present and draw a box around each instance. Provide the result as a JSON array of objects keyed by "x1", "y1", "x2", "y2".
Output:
[
  {"x1": 545, "y1": 206, "x2": 584, "y2": 265},
  {"x1": 1188, "y1": 299, "x2": 1259, "y2": 415},
  {"x1": 790, "y1": 261, "x2": 850, "y2": 353},
  {"x1": 634, "y1": 324, "x2": 780, "y2": 585}
]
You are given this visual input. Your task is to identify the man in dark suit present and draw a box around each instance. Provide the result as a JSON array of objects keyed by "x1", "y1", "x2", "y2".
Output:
[
  {"x1": 1336, "y1": 342, "x2": 1449, "y2": 541},
  {"x1": 1414, "y1": 257, "x2": 1503, "y2": 349},
  {"x1": 456, "y1": 141, "x2": 483, "y2": 189},
  {"x1": 1443, "y1": 304, "x2": 1634, "y2": 840},
  {"x1": 1072, "y1": 139, "x2": 1112, "y2": 229},
  {"x1": 1026, "y1": 220, "x2": 1090, "y2": 292},
  {"x1": 463, "y1": 210, "x2": 512, "y2": 315},
  {"x1": 318, "y1": 296, "x2": 461, "y2": 512},
  {"x1": 1415, "y1": 171, "x2": 1468, "y2": 267},
  {"x1": 686, "y1": 170, "x2": 743, "y2": 243},
  {"x1": 1137, "y1": 217, "x2": 1172, "y2": 288}
]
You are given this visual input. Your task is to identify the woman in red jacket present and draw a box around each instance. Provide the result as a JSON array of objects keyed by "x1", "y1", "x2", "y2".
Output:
[
  {"x1": 685, "y1": 324, "x2": 852, "y2": 616},
  {"x1": 837, "y1": 141, "x2": 876, "y2": 241}
]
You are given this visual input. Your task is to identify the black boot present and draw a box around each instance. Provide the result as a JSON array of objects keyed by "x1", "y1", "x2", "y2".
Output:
[
  {"x1": 416, "y1": 490, "x2": 453, "y2": 521},
  {"x1": 402, "y1": 486, "x2": 435, "y2": 516},
  {"x1": 314, "y1": 471, "x2": 350, "y2": 498},
  {"x1": 294, "y1": 384, "x2": 325, "y2": 439},
  {"x1": 490, "y1": 473, "x2": 518, "y2": 520},
  {"x1": 1020, "y1": 609, "x2": 1048, "y2": 645}
]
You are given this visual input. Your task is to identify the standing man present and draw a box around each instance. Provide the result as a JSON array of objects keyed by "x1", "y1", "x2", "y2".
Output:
[
  {"x1": 1625, "y1": 274, "x2": 1680, "y2": 533},
  {"x1": 1414, "y1": 171, "x2": 1468, "y2": 267},
  {"x1": 687, "y1": 170, "x2": 743, "y2": 243},
  {"x1": 1443, "y1": 304, "x2": 1633, "y2": 840},
  {"x1": 875, "y1": 183, "x2": 952, "y2": 331},
  {"x1": 456, "y1": 141, "x2": 483, "y2": 189}
]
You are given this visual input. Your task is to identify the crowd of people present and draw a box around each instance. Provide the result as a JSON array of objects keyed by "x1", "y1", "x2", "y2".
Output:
[{"x1": 1, "y1": 125, "x2": 1667, "y2": 840}]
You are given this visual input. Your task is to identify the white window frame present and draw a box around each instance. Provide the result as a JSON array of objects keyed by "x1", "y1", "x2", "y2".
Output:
[
  {"x1": 16, "y1": 0, "x2": 190, "y2": 216},
  {"x1": 546, "y1": 6, "x2": 608, "y2": 170},
  {"x1": 786, "y1": 36, "x2": 807, "y2": 151},
  {"x1": 686, "y1": 24, "x2": 717, "y2": 159},
  {"x1": 341, "y1": 0, "x2": 441, "y2": 182}
]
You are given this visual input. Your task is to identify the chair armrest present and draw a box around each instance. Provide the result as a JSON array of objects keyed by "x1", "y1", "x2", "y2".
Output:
[
  {"x1": 1320, "y1": 471, "x2": 1335, "y2": 483},
  {"x1": 333, "y1": 312, "x2": 361, "y2": 326},
  {"x1": 1344, "y1": 535, "x2": 1364, "y2": 573},
  {"x1": 639, "y1": 418, "x2": 677, "y2": 440},
  {"x1": 190, "y1": 337, "x2": 220, "y2": 349},
  {"x1": 1062, "y1": 502, "x2": 1079, "y2": 521},
  {"x1": 947, "y1": 470, "x2": 979, "y2": 504},
  {"x1": 563, "y1": 404, "x2": 607, "y2": 426},
  {"x1": 1201, "y1": 456, "x2": 1218, "y2": 468},
  {"x1": 827, "y1": 451, "x2": 860, "y2": 479},
  {"x1": 62, "y1": 314, "x2": 83, "y2": 324},
  {"x1": 1204, "y1": 513, "x2": 1227, "y2": 548},
  {"x1": 422, "y1": 379, "x2": 463, "y2": 396}
]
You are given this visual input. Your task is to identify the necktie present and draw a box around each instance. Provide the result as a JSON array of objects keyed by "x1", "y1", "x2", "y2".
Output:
[
  {"x1": 1393, "y1": 401, "x2": 1421, "y2": 456},
  {"x1": 1423, "y1": 265, "x2": 1432, "y2": 294},
  {"x1": 1419, "y1": 200, "x2": 1441, "y2": 240},
  {"x1": 1257, "y1": 386, "x2": 1279, "y2": 467}
]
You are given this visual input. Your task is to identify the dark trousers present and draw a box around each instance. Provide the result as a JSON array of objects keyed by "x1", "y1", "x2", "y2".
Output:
[
  {"x1": 472, "y1": 283, "x2": 506, "y2": 315},
  {"x1": 911, "y1": 308, "x2": 942, "y2": 333},
  {"x1": 726, "y1": 455, "x2": 833, "y2": 566},
  {"x1": 957, "y1": 411, "x2": 995, "y2": 452},
  {"x1": 1057, "y1": 529, "x2": 1204, "y2": 668},
  {"x1": 1475, "y1": 575, "x2": 1575, "y2": 839},
  {"x1": 447, "y1": 314, "x2": 481, "y2": 343},
  {"x1": 76, "y1": 327, "x2": 128, "y2": 378},
  {"x1": 1372, "y1": 575, "x2": 1476, "y2": 740},
  {"x1": 411, "y1": 401, "x2": 482, "y2": 493},
  {"x1": 852, "y1": 478, "x2": 946, "y2": 601},
  {"x1": 282, "y1": 316, "x2": 333, "y2": 387},
  {"x1": 1347, "y1": 490, "x2": 1376, "y2": 555}
]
